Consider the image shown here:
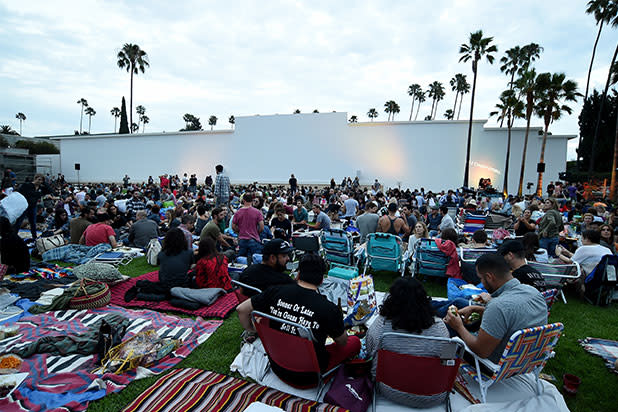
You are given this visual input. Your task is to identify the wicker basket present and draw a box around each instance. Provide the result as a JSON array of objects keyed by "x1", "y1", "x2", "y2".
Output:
[{"x1": 69, "y1": 278, "x2": 110, "y2": 310}]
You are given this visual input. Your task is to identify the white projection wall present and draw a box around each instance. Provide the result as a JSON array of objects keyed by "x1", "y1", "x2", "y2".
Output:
[{"x1": 54, "y1": 112, "x2": 572, "y2": 192}]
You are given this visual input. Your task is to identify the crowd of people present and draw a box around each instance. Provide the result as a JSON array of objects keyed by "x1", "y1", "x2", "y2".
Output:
[{"x1": 0, "y1": 166, "x2": 614, "y2": 407}]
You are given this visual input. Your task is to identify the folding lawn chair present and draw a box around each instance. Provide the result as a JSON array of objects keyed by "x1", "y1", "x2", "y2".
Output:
[
  {"x1": 458, "y1": 247, "x2": 498, "y2": 263},
  {"x1": 251, "y1": 310, "x2": 340, "y2": 400},
  {"x1": 231, "y1": 279, "x2": 262, "y2": 302},
  {"x1": 541, "y1": 288, "x2": 558, "y2": 317},
  {"x1": 415, "y1": 238, "x2": 449, "y2": 278},
  {"x1": 363, "y1": 233, "x2": 406, "y2": 276},
  {"x1": 320, "y1": 228, "x2": 355, "y2": 266},
  {"x1": 461, "y1": 213, "x2": 487, "y2": 235},
  {"x1": 460, "y1": 322, "x2": 564, "y2": 403},
  {"x1": 527, "y1": 261, "x2": 581, "y2": 304},
  {"x1": 373, "y1": 332, "x2": 464, "y2": 412},
  {"x1": 584, "y1": 254, "x2": 618, "y2": 306}
]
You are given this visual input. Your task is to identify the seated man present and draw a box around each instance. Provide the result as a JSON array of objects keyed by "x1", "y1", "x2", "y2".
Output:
[
  {"x1": 270, "y1": 206, "x2": 292, "y2": 240},
  {"x1": 200, "y1": 207, "x2": 236, "y2": 259},
  {"x1": 237, "y1": 253, "x2": 361, "y2": 387},
  {"x1": 238, "y1": 239, "x2": 295, "y2": 296},
  {"x1": 445, "y1": 253, "x2": 547, "y2": 364},
  {"x1": 307, "y1": 204, "x2": 331, "y2": 231},
  {"x1": 79, "y1": 213, "x2": 118, "y2": 248},
  {"x1": 69, "y1": 206, "x2": 94, "y2": 244},
  {"x1": 128, "y1": 210, "x2": 159, "y2": 249},
  {"x1": 377, "y1": 203, "x2": 409, "y2": 237},
  {"x1": 438, "y1": 205, "x2": 456, "y2": 234},
  {"x1": 498, "y1": 240, "x2": 546, "y2": 291},
  {"x1": 426, "y1": 205, "x2": 442, "y2": 237},
  {"x1": 356, "y1": 201, "x2": 379, "y2": 243},
  {"x1": 292, "y1": 199, "x2": 309, "y2": 230}
]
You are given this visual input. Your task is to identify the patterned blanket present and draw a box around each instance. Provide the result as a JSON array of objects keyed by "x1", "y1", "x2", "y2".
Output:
[
  {"x1": 42, "y1": 243, "x2": 111, "y2": 265},
  {"x1": 580, "y1": 337, "x2": 618, "y2": 374},
  {"x1": 0, "y1": 305, "x2": 221, "y2": 412},
  {"x1": 8, "y1": 263, "x2": 74, "y2": 282},
  {"x1": 109, "y1": 271, "x2": 239, "y2": 319},
  {"x1": 122, "y1": 368, "x2": 348, "y2": 412}
]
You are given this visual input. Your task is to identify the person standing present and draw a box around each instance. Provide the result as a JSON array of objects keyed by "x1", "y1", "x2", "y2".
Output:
[
  {"x1": 289, "y1": 174, "x2": 298, "y2": 195},
  {"x1": 123, "y1": 174, "x2": 130, "y2": 189},
  {"x1": 214, "y1": 165, "x2": 230, "y2": 208},
  {"x1": 14, "y1": 174, "x2": 52, "y2": 239},
  {"x1": 232, "y1": 193, "x2": 264, "y2": 260},
  {"x1": 538, "y1": 198, "x2": 563, "y2": 257}
]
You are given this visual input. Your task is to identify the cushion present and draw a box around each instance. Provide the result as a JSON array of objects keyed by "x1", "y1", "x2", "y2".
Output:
[{"x1": 73, "y1": 262, "x2": 123, "y2": 283}]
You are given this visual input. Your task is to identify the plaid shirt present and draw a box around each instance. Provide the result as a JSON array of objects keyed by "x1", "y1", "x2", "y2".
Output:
[
  {"x1": 214, "y1": 173, "x2": 230, "y2": 202},
  {"x1": 125, "y1": 198, "x2": 147, "y2": 219}
]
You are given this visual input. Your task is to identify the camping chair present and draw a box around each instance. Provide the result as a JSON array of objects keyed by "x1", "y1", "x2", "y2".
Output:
[
  {"x1": 415, "y1": 238, "x2": 449, "y2": 278},
  {"x1": 447, "y1": 206, "x2": 459, "y2": 223},
  {"x1": 584, "y1": 254, "x2": 618, "y2": 306},
  {"x1": 290, "y1": 232, "x2": 321, "y2": 271},
  {"x1": 363, "y1": 233, "x2": 407, "y2": 276},
  {"x1": 527, "y1": 261, "x2": 581, "y2": 304},
  {"x1": 484, "y1": 212, "x2": 514, "y2": 231},
  {"x1": 320, "y1": 228, "x2": 355, "y2": 266},
  {"x1": 460, "y1": 213, "x2": 487, "y2": 235},
  {"x1": 460, "y1": 322, "x2": 564, "y2": 403},
  {"x1": 458, "y1": 247, "x2": 498, "y2": 263},
  {"x1": 373, "y1": 332, "x2": 465, "y2": 412},
  {"x1": 541, "y1": 288, "x2": 559, "y2": 317},
  {"x1": 231, "y1": 279, "x2": 262, "y2": 303},
  {"x1": 251, "y1": 310, "x2": 339, "y2": 400}
]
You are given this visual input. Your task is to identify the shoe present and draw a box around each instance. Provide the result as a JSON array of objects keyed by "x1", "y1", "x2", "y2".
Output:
[{"x1": 124, "y1": 286, "x2": 138, "y2": 302}]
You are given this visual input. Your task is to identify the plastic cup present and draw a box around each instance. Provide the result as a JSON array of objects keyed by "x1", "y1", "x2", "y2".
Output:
[{"x1": 563, "y1": 373, "x2": 581, "y2": 394}]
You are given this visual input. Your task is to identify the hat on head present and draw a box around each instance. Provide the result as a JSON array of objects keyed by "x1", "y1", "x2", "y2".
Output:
[
  {"x1": 262, "y1": 239, "x2": 293, "y2": 256},
  {"x1": 467, "y1": 199, "x2": 477, "y2": 207},
  {"x1": 497, "y1": 239, "x2": 524, "y2": 255}
]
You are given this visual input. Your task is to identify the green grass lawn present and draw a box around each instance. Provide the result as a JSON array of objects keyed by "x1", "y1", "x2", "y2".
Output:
[{"x1": 87, "y1": 258, "x2": 618, "y2": 412}]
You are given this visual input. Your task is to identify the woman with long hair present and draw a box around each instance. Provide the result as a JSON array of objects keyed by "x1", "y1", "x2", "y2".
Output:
[
  {"x1": 365, "y1": 277, "x2": 449, "y2": 407},
  {"x1": 194, "y1": 237, "x2": 231, "y2": 289},
  {"x1": 538, "y1": 198, "x2": 563, "y2": 257},
  {"x1": 599, "y1": 224, "x2": 616, "y2": 255},
  {"x1": 522, "y1": 232, "x2": 549, "y2": 263},
  {"x1": 407, "y1": 221, "x2": 429, "y2": 258}
]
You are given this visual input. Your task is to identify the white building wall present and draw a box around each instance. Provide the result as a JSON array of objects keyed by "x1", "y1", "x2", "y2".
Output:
[
  {"x1": 53, "y1": 112, "x2": 572, "y2": 192},
  {"x1": 35, "y1": 154, "x2": 61, "y2": 176}
]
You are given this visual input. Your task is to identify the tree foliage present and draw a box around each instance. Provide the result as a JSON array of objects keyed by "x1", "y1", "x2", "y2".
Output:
[
  {"x1": 578, "y1": 89, "x2": 618, "y2": 172},
  {"x1": 119, "y1": 97, "x2": 130, "y2": 134},
  {"x1": 15, "y1": 140, "x2": 59, "y2": 154},
  {"x1": 0, "y1": 125, "x2": 19, "y2": 135},
  {"x1": 181, "y1": 114, "x2": 202, "y2": 131},
  {"x1": 0, "y1": 135, "x2": 8, "y2": 147}
]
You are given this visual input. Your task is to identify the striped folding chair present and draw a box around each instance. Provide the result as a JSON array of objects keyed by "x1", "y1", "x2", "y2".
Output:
[
  {"x1": 458, "y1": 247, "x2": 498, "y2": 263},
  {"x1": 541, "y1": 288, "x2": 559, "y2": 317},
  {"x1": 527, "y1": 261, "x2": 581, "y2": 304},
  {"x1": 460, "y1": 323, "x2": 564, "y2": 403},
  {"x1": 461, "y1": 213, "x2": 487, "y2": 235}
]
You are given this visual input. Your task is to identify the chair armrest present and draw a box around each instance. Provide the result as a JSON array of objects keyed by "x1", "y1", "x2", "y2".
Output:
[{"x1": 231, "y1": 279, "x2": 263, "y2": 294}]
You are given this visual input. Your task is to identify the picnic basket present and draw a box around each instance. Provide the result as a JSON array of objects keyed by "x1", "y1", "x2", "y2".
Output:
[{"x1": 68, "y1": 278, "x2": 110, "y2": 310}]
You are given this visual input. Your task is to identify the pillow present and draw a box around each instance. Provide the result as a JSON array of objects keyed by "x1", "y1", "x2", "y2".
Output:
[{"x1": 73, "y1": 262, "x2": 123, "y2": 283}]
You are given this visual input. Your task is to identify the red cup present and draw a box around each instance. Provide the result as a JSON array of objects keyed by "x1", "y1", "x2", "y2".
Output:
[{"x1": 563, "y1": 373, "x2": 581, "y2": 394}]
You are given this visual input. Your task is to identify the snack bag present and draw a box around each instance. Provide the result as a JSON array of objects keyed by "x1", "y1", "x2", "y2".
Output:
[{"x1": 345, "y1": 275, "x2": 377, "y2": 325}]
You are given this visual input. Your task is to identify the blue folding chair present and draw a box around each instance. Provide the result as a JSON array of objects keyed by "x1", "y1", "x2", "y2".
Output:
[
  {"x1": 415, "y1": 238, "x2": 449, "y2": 278},
  {"x1": 320, "y1": 228, "x2": 355, "y2": 266},
  {"x1": 363, "y1": 233, "x2": 406, "y2": 276}
]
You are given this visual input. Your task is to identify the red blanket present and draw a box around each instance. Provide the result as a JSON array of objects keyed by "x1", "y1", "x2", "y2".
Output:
[{"x1": 109, "y1": 271, "x2": 239, "y2": 318}]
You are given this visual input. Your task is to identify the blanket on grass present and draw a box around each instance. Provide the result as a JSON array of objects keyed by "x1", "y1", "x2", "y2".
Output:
[
  {"x1": 122, "y1": 368, "x2": 347, "y2": 412},
  {"x1": 580, "y1": 337, "x2": 618, "y2": 374},
  {"x1": 42, "y1": 243, "x2": 111, "y2": 265},
  {"x1": 0, "y1": 305, "x2": 220, "y2": 412},
  {"x1": 109, "y1": 271, "x2": 239, "y2": 319},
  {"x1": 7, "y1": 263, "x2": 74, "y2": 282}
]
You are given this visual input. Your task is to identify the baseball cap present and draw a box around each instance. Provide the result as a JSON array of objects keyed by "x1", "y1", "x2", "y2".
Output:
[
  {"x1": 497, "y1": 240, "x2": 524, "y2": 255},
  {"x1": 262, "y1": 239, "x2": 294, "y2": 256}
]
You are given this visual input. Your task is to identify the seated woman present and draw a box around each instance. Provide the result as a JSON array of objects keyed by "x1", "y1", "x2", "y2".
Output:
[
  {"x1": 407, "y1": 221, "x2": 428, "y2": 258},
  {"x1": 522, "y1": 232, "x2": 549, "y2": 263},
  {"x1": 365, "y1": 277, "x2": 450, "y2": 408},
  {"x1": 599, "y1": 224, "x2": 616, "y2": 254},
  {"x1": 194, "y1": 237, "x2": 231, "y2": 290},
  {"x1": 0, "y1": 217, "x2": 30, "y2": 274},
  {"x1": 44, "y1": 208, "x2": 70, "y2": 238}
]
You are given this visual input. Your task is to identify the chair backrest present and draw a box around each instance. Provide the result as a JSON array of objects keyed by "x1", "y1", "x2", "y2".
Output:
[
  {"x1": 540, "y1": 288, "x2": 558, "y2": 316},
  {"x1": 485, "y1": 213, "x2": 514, "y2": 230},
  {"x1": 320, "y1": 228, "x2": 354, "y2": 265},
  {"x1": 459, "y1": 247, "x2": 497, "y2": 262},
  {"x1": 463, "y1": 214, "x2": 487, "y2": 234},
  {"x1": 492, "y1": 323, "x2": 564, "y2": 383},
  {"x1": 376, "y1": 332, "x2": 464, "y2": 396},
  {"x1": 251, "y1": 311, "x2": 321, "y2": 375},
  {"x1": 584, "y1": 254, "x2": 618, "y2": 305},
  {"x1": 416, "y1": 238, "x2": 449, "y2": 277},
  {"x1": 291, "y1": 234, "x2": 320, "y2": 253},
  {"x1": 447, "y1": 207, "x2": 459, "y2": 223},
  {"x1": 366, "y1": 233, "x2": 402, "y2": 272},
  {"x1": 527, "y1": 261, "x2": 581, "y2": 288},
  {"x1": 231, "y1": 279, "x2": 263, "y2": 302}
]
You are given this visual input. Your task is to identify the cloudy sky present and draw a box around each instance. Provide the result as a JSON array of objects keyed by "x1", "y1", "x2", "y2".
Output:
[{"x1": 1, "y1": 0, "x2": 616, "y2": 159}]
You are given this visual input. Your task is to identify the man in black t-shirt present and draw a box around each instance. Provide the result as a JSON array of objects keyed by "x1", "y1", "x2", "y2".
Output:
[
  {"x1": 238, "y1": 239, "x2": 295, "y2": 296},
  {"x1": 237, "y1": 253, "x2": 361, "y2": 386},
  {"x1": 498, "y1": 240, "x2": 547, "y2": 291},
  {"x1": 270, "y1": 207, "x2": 292, "y2": 240}
]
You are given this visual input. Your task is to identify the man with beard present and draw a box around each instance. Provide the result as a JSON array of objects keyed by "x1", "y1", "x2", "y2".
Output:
[{"x1": 238, "y1": 239, "x2": 294, "y2": 296}]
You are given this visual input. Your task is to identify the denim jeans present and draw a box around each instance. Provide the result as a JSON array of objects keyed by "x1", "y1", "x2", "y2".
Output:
[
  {"x1": 539, "y1": 236, "x2": 559, "y2": 257},
  {"x1": 238, "y1": 238, "x2": 263, "y2": 260},
  {"x1": 13, "y1": 205, "x2": 37, "y2": 239}
]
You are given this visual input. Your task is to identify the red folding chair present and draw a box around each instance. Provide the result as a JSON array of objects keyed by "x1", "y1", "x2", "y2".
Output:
[
  {"x1": 231, "y1": 279, "x2": 262, "y2": 303},
  {"x1": 251, "y1": 310, "x2": 340, "y2": 400},
  {"x1": 373, "y1": 332, "x2": 464, "y2": 412}
]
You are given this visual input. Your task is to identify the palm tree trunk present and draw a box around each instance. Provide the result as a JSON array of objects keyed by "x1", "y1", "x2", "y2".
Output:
[
  {"x1": 88, "y1": 116, "x2": 92, "y2": 133},
  {"x1": 409, "y1": 98, "x2": 415, "y2": 121},
  {"x1": 457, "y1": 93, "x2": 464, "y2": 120},
  {"x1": 518, "y1": 110, "x2": 532, "y2": 196},
  {"x1": 415, "y1": 102, "x2": 422, "y2": 120},
  {"x1": 143, "y1": 123, "x2": 146, "y2": 133},
  {"x1": 430, "y1": 99, "x2": 436, "y2": 120},
  {"x1": 19, "y1": 120, "x2": 22, "y2": 136},
  {"x1": 499, "y1": 72, "x2": 516, "y2": 128},
  {"x1": 610, "y1": 109, "x2": 618, "y2": 200},
  {"x1": 585, "y1": 22, "x2": 603, "y2": 100},
  {"x1": 503, "y1": 117, "x2": 512, "y2": 195},
  {"x1": 114, "y1": 117, "x2": 118, "y2": 133},
  {"x1": 434, "y1": 101, "x2": 440, "y2": 120},
  {"x1": 80, "y1": 105, "x2": 84, "y2": 134},
  {"x1": 129, "y1": 67, "x2": 134, "y2": 133},
  {"x1": 452, "y1": 91, "x2": 459, "y2": 117},
  {"x1": 536, "y1": 120, "x2": 550, "y2": 197},
  {"x1": 463, "y1": 65, "x2": 478, "y2": 188},
  {"x1": 589, "y1": 44, "x2": 618, "y2": 175}
]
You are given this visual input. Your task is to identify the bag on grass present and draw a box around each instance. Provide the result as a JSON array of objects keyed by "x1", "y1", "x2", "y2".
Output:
[
  {"x1": 324, "y1": 366, "x2": 373, "y2": 412},
  {"x1": 69, "y1": 278, "x2": 110, "y2": 310},
  {"x1": 146, "y1": 238, "x2": 161, "y2": 266},
  {"x1": 74, "y1": 262, "x2": 123, "y2": 283},
  {"x1": 36, "y1": 234, "x2": 66, "y2": 254}
]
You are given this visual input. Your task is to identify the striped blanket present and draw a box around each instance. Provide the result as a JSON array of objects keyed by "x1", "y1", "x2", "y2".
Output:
[
  {"x1": 0, "y1": 305, "x2": 221, "y2": 412},
  {"x1": 580, "y1": 337, "x2": 618, "y2": 374},
  {"x1": 123, "y1": 368, "x2": 348, "y2": 412}
]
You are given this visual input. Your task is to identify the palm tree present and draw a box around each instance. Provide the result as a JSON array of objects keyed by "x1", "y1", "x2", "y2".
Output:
[
  {"x1": 456, "y1": 76, "x2": 470, "y2": 120},
  {"x1": 15, "y1": 112, "x2": 26, "y2": 135},
  {"x1": 110, "y1": 107, "x2": 120, "y2": 133},
  {"x1": 444, "y1": 109, "x2": 454, "y2": 120},
  {"x1": 85, "y1": 107, "x2": 96, "y2": 133},
  {"x1": 407, "y1": 84, "x2": 422, "y2": 121},
  {"x1": 414, "y1": 90, "x2": 426, "y2": 120},
  {"x1": 490, "y1": 90, "x2": 525, "y2": 194},
  {"x1": 459, "y1": 30, "x2": 498, "y2": 187},
  {"x1": 77, "y1": 98, "x2": 88, "y2": 134},
  {"x1": 428, "y1": 81, "x2": 445, "y2": 119},
  {"x1": 0, "y1": 125, "x2": 18, "y2": 135},
  {"x1": 135, "y1": 105, "x2": 146, "y2": 129},
  {"x1": 534, "y1": 72, "x2": 581, "y2": 196},
  {"x1": 349, "y1": 115, "x2": 358, "y2": 123},
  {"x1": 513, "y1": 69, "x2": 539, "y2": 196},
  {"x1": 449, "y1": 75, "x2": 463, "y2": 116},
  {"x1": 131, "y1": 122, "x2": 139, "y2": 133},
  {"x1": 140, "y1": 115, "x2": 149, "y2": 133},
  {"x1": 117, "y1": 43, "x2": 149, "y2": 133},
  {"x1": 585, "y1": 0, "x2": 618, "y2": 99},
  {"x1": 609, "y1": 62, "x2": 618, "y2": 199},
  {"x1": 208, "y1": 115, "x2": 217, "y2": 130},
  {"x1": 229, "y1": 115, "x2": 235, "y2": 128},
  {"x1": 434, "y1": 85, "x2": 446, "y2": 119},
  {"x1": 367, "y1": 108, "x2": 378, "y2": 121},
  {"x1": 384, "y1": 101, "x2": 392, "y2": 121},
  {"x1": 384, "y1": 100, "x2": 400, "y2": 121},
  {"x1": 313, "y1": 109, "x2": 319, "y2": 113},
  {"x1": 391, "y1": 101, "x2": 400, "y2": 120}
]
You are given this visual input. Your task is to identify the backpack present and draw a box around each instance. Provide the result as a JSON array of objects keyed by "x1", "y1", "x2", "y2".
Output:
[{"x1": 146, "y1": 239, "x2": 161, "y2": 266}]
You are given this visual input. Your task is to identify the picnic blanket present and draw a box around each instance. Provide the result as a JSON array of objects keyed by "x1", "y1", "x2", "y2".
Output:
[
  {"x1": 580, "y1": 337, "x2": 618, "y2": 374},
  {"x1": 7, "y1": 263, "x2": 74, "y2": 282},
  {"x1": 109, "y1": 271, "x2": 239, "y2": 319},
  {"x1": 0, "y1": 305, "x2": 220, "y2": 412},
  {"x1": 122, "y1": 368, "x2": 347, "y2": 412},
  {"x1": 42, "y1": 243, "x2": 111, "y2": 265}
]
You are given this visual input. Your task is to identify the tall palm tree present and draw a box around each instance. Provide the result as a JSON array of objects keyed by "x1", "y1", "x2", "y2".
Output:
[
  {"x1": 135, "y1": 105, "x2": 146, "y2": 129},
  {"x1": 15, "y1": 112, "x2": 26, "y2": 135},
  {"x1": 449, "y1": 75, "x2": 467, "y2": 116},
  {"x1": 534, "y1": 72, "x2": 581, "y2": 196},
  {"x1": 391, "y1": 101, "x2": 400, "y2": 121},
  {"x1": 117, "y1": 43, "x2": 149, "y2": 133},
  {"x1": 85, "y1": 107, "x2": 96, "y2": 133},
  {"x1": 513, "y1": 69, "x2": 539, "y2": 196},
  {"x1": 459, "y1": 30, "x2": 498, "y2": 187},
  {"x1": 229, "y1": 115, "x2": 235, "y2": 128},
  {"x1": 384, "y1": 101, "x2": 392, "y2": 121},
  {"x1": 140, "y1": 115, "x2": 149, "y2": 133},
  {"x1": 428, "y1": 81, "x2": 446, "y2": 120},
  {"x1": 208, "y1": 115, "x2": 217, "y2": 130},
  {"x1": 367, "y1": 108, "x2": 378, "y2": 121},
  {"x1": 584, "y1": 0, "x2": 618, "y2": 100},
  {"x1": 490, "y1": 90, "x2": 525, "y2": 194},
  {"x1": 456, "y1": 76, "x2": 470, "y2": 120},
  {"x1": 110, "y1": 107, "x2": 120, "y2": 133},
  {"x1": 77, "y1": 98, "x2": 88, "y2": 134},
  {"x1": 407, "y1": 84, "x2": 422, "y2": 121},
  {"x1": 433, "y1": 84, "x2": 446, "y2": 119},
  {"x1": 608, "y1": 62, "x2": 618, "y2": 200},
  {"x1": 414, "y1": 90, "x2": 426, "y2": 120}
]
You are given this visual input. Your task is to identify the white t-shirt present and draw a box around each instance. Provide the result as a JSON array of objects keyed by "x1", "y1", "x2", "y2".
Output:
[{"x1": 572, "y1": 244, "x2": 613, "y2": 275}]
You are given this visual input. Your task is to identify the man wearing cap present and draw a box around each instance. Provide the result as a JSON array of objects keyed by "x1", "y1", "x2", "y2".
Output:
[
  {"x1": 237, "y1": 253, "x2": 361, "y2": 387},
  {"x1": 498, "y1": 240, "x2": 546, "y2": 291},
  {"x1": 238, "y1": 239, "x2": 295, "y2": 297}
]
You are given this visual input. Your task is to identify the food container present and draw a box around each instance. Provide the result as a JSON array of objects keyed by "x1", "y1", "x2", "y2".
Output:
[
  {"x1": 0, "y1": 325, "x2": 19, "y2": 340},
  {"x1": 0, "y1": 372, "x2": 28, "y2": 398},
  {"x1": 0, "y1": 355, "x2": 23, "y2": 374}
]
